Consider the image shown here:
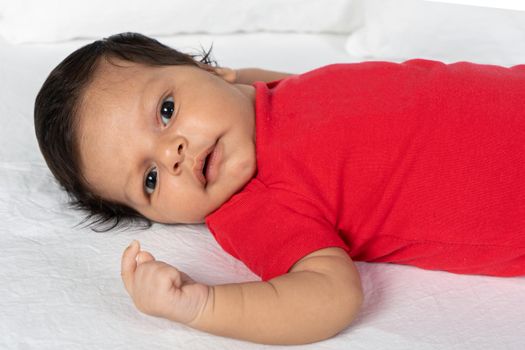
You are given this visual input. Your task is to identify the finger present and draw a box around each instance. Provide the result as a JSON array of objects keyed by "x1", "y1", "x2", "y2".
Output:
[
  {"x1": 121, "y1": 240, "x2": 140, "y2": 295},
  {"x1": 164, "y1": 265, "x2": 183, "y2": 289},
  {"x1": 137, "y1": 250, "x2": 156, "y2": 265}
]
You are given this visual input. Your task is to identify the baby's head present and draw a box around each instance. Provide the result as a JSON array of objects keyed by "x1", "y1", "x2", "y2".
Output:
[{"x1": 34, "y1": 32, "x2": 257, "y2": 230}]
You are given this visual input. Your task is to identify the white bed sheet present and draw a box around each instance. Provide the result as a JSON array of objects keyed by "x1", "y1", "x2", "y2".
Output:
[{"x1": 0, "y1": 32, "x2": 524, "y2": 350}]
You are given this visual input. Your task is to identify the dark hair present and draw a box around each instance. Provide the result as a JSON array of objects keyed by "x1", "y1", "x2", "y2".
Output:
[{"x1": 34, "y1": 32, "x2": 217, "y2": 232}]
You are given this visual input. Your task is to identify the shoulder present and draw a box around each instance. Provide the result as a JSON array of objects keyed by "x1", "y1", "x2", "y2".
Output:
[
  {"x1": 275, "y1": 61, "x2": 407, "y2": 95},
  {"x1": 206, "y1": 185, "x2": 352, "y2": 281}
]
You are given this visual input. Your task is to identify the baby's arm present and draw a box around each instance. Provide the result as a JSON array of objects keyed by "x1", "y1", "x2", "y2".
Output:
[
  {"x1": 198, "y1": 63, "x2": 294, "y2": 85},
  {"x1": 121, "y1": 242, "x2": 362, "y2": 345},
  {"x1": 210, "y1": 66, "x2": 293, "y2": 84},
  {"x1": 191, "y1": 247, "x2": 363, "y2": 344},
  {"x1": 234, "y1": 68, "x2": 294, "y2": 84}
]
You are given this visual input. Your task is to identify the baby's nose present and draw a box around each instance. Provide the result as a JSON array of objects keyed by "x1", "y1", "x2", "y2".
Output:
[
  {"x1": 173, "y1": 143, "x2": 185, "y2": 172},
  {"x1": 159, "y1": 137, "x2": 187, "y2": 174}
]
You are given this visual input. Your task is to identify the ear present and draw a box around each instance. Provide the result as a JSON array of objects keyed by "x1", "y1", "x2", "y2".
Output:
[{"x1": 197, "y1": 63, "x2": 237, "y2": 83}]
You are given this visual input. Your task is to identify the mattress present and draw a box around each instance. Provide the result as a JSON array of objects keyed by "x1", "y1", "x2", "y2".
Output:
[{"x1": 1, "y1": 32, "x2": 524, "y2": 349}]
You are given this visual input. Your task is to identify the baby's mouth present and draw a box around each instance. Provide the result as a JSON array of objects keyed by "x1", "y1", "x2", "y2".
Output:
[
  {"x1": 202, "y1": 153, "x2": 211, "y2": 178},
  {"x1": 193, "y1": 142, "x2": 217, "y2": 186}
]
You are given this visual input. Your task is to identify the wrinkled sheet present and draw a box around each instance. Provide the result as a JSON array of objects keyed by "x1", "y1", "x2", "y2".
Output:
[{"x1": 0, "y1": 33, "x2": 523, "y2": 349}]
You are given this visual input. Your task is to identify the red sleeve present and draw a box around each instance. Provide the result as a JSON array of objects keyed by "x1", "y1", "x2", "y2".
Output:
[
  {"x1": 205, "y1": 180, "x2": 350, "y2": 281},
  {"x1": 252, "y1": 78, "x2": 284, "y2": 90}
]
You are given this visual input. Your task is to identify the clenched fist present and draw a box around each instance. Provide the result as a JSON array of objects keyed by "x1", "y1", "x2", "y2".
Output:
[{"x1": 121, "y1": 240, "x2": 211, "y2": 325}]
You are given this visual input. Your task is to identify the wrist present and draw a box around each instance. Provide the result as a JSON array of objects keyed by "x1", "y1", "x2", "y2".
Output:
[{"x1": 187, "y1": 285, "x2": 215, "y2": 328}]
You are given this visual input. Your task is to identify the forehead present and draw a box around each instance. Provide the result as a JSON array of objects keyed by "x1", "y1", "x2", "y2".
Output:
[
  {"x1": 85, "y1": 58, "x2": 153, "y2": 100},
  {"x1": 77, "y1": 59, "x2": 156, "y2": 201}
]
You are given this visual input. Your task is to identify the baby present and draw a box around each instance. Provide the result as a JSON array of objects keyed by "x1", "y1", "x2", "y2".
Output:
[{"x1": 34, "y1": 32, "x2": 525, "y2": 345}]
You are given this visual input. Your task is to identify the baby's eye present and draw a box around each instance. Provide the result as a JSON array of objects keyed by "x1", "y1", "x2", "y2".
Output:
[
  {"x1": 144, "y1": 167, "x2": 157, "y2": 195},
  {"x1": 160, "y1": 96, "x2": 175, "y2": 126}
]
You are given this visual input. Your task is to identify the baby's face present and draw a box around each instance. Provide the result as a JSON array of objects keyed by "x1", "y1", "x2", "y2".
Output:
[{"x1": 77, "y1": 58, "x2": 257, "y2": 224}]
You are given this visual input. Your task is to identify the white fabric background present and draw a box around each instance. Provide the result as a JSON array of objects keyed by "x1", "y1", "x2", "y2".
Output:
[
  {"x1": 345, "y1": 0, "x2": 525, "y2": 65},
  {"x1": 0, "y1": 0, "x2": 361, "y2": 44}
]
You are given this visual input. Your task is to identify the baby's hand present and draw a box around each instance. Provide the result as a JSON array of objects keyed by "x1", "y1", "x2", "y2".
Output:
[{"x1": 120, "y1": 241, "x2": 211, "y2": 325}]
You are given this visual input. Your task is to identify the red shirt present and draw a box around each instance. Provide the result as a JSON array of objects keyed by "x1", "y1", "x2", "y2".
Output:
[{"x1": 205, "y1": 60, "x2": 525, "y2": 281}]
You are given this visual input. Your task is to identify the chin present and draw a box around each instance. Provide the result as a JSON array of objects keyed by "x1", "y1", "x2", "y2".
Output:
[{"x1": 235, "y1": 156, "x2": 257, "y2": 183}]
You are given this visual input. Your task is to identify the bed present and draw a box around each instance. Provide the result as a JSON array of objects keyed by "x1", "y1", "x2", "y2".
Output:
[{"x1": 1, "y1": 0, "x2": 524, "y2": 349}]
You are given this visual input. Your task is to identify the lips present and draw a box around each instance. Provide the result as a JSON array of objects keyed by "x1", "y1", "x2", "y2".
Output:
[{"x1": 193, "y1": 143, "x2": 216, "y2": 186}]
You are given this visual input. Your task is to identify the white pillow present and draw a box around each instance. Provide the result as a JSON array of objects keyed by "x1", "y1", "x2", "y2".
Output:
[
  {"x1": 426, "y1": 0, "x2": 525, "y2": 11},
  {"x1": 345, "y1": 0, "x2": 525, "y2": 65},
  {"x1": 0, "y1": 0, "x2": 361, "y2": 44}
]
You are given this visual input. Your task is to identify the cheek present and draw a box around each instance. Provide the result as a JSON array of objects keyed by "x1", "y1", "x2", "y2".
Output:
[
  {"x1": 176, "y1": 112, "x2": 222, "y2": 143},
  {"x1": 178, "y1": 90, "x2": 233, "y2": 134},
  {"x1": 155, "y1": 175, "x2": 204, "y2": 220}
]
